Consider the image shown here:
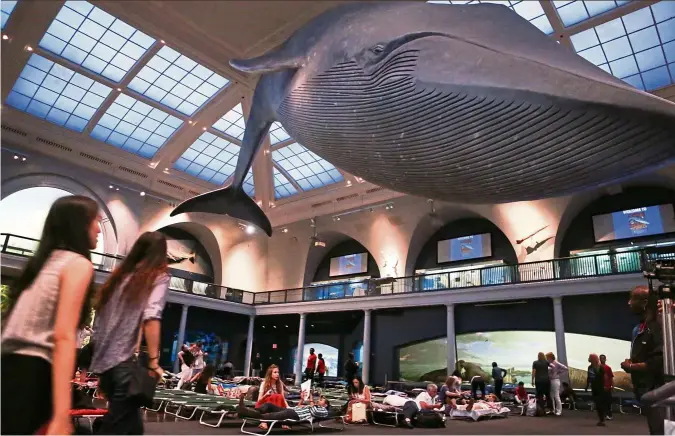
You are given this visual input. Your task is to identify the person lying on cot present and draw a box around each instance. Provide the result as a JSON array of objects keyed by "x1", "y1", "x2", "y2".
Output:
[
  {"x1": 455, "y1": 396, "x2": 502, "y2": 412},
  {"x1": 237, "y1": 391, "x2": 331, "y2": 430}
]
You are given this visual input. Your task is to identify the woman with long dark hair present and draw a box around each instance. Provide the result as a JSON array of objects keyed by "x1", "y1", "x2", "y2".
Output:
[
  {"x1": 255, "y1": 364, "x2": 289, "y2": 431},
  {"x1": 192, "y1": 364, "x2": 216, "y2": 394},
  {"x1": 2, "y1": 195, "x2": 100, "y2": 435},
  {"x1": 89, "y1": 231, "x2": 169, "y2": 434}
]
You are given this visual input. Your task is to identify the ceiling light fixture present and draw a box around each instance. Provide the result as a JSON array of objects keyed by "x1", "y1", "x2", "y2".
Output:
[
  {"x1": 116, "y1": 88, "x2": 121, "y2": 92},
  {"x1": 2, "y1": 34, "x2": 9, "y2": 40},
  {"x1": 160, "y1": 40, "x2": 165, "y2": 44},
  {"x1": 202, "y1": 127, "x2": 207, "y2": 131},
  {"x1": 13, "y1": 155, "x2": 18, "y2": 160},
  {"x1": 109, "y1": 185, "x2": 114, "y2": 189},
  {"x1": 345, "y1": 181, "x2": 352, "y2": 187},
  {"x1": 332, "y1": 201, "x2": 394, "y2": 220},
  {"x1": 24, "y1": 45, "x2": 32, "y2": 52},
  {"x1": 281, "y1": 228, "x2": 288, "y2": 233},
  {"x1": 188, "y1": 120, "x2": 193, "y2": 124},
  {"x1": 140, "y1": 191, "x2": 146, "y2": 196},
  {"x1": 246, "y1": 225, "x2": 255, "y2": 235}
]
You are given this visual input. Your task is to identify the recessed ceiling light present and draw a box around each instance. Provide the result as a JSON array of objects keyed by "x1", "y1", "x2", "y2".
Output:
[
  {"x1": 13, "y1": 155, "x2": 18, "y2": 160},
  {"x1": 246, "y1": 225, "x2": 255, "y2": 235},
  {"x1": 116, "y1": 88, "x2": 121, "y2": 92},
  {"x1": 115, "y1": 188, "x2": 119, "y2": 191},
  {"x1": 140, "y1": 191, "x2": 146, "y2": 196},
  {"x1": 160, "y1": 40, "x2": 165, "y2": 44},
  {"x1": 281, "y1": 228, "x2": 288, "y2": 233},
  {"x1": 202, "y1": 127, "x2": 207, "y2": 131},
  {"x1": 188, "y1": 120, "x2": 193, "y2": 124},
  {"x1": 273, "y1": 325, "x2": 277, "y2": 328},
  {"x1": 285, "y1": 325, "x2": 288, "y2": 328},
  {"x1": 21, "y1": 157, "x2": 26, "y2": 161},
  {"x1": 109, "y1": 185, "x2": 114, "y2": 189},
  {"x1": 2, "y1": 35, "x2": 9, "y2": 40},
  {"x1": 24, "y1": 45, "x2": 33, "y2": 52}
]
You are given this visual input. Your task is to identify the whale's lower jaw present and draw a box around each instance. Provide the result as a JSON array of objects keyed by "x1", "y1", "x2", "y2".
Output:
[{"x1": 276, "y1": 51, "x2": 675, "y2": 204}]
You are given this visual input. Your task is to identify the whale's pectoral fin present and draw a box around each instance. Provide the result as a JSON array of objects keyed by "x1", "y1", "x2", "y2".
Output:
[
  {"x1": 230, "y1": 51, "x2": 305, "y2": 74},
  {"x1": 170, "y1": 187, "x2": 272, "y2": 236}
]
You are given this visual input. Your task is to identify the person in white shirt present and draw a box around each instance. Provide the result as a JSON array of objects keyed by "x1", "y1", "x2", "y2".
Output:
[
  {"x1": 191, "y1": 341, "x2": 207, "y2": 377},
  {"x1": 384, "y1": 384, "x2": 441, "y2": 428}
]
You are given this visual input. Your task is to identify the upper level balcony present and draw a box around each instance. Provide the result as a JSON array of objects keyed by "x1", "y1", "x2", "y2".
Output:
[{"x1": 2, "y1": 233, "x2": 670, "y2": 315}]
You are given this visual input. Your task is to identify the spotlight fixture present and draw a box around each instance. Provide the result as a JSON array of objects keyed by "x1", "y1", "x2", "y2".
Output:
[
  {"x1": 345, "y1": 180, "x2": 352, "y2": 187},
  {"x1": 311, "y1": 324, "x2": 315, "y2": 327},
  {"x1": 285, "y1": 325, "x2": 288, "y2": 328},
  {"x1": 24, "y1": 45, "x2": 33, "y2": 52},
  {"x1": 116, "y1": 88, "x2": 121, "y2": 92},
  {"x1": 202, "y1": 127, "x2": 207, "y2": 131},
  {"x1": 13, "y1": 155, "x2": 18, "y2": 160},
  {"x1": 262, "y1": 326, "x2": 266, "y2": 328},
  {"x1": 273, "y1": 325, "x2": 277, "y2": 329},
  {"x1": 246, "y1": 225, "x2": 255, "y2": 235},
  {"x1": 314, "y1": 240, "x2": 326, "y2": 248},
  {"x1": 2, "y1": 34, "x2": 8, "y2": 40},
  {"x1": 188, "y1": 120, "x2": 193, "y2": 124},
  {"x1": 281, "y1": 228, "x2": 288, "y2": 233},
  {"x1": 109, "y1": 185, "x2": 114, "y2": 189},
  {"x1": 160, "y1": 40, "x2": 165, "y2": 44},
  {"x1": 140, "y1": 191, "x2": 146, "y2": 196}
]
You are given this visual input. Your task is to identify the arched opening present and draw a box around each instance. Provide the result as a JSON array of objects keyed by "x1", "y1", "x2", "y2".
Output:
[
  {"x1": 302, "y1": 233, "x2": 380, "y2": 299},
  {"x1": 557, "y1": 185, "x2": 675, "y2": 258},
  {"x1": 0, "y1": 186, "x2": 113, "y2": 269},
  {"x1": 290, "y1": 343, "x2": 339, "y2": 377},
  {"x1": 409, "y1": 217, "x2": 517, "y2": 291}
]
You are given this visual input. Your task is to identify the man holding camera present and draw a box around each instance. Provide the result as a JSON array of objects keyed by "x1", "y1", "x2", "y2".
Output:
[{"x1": 621, "y1": 286, "x2": 665, "y2": 435}]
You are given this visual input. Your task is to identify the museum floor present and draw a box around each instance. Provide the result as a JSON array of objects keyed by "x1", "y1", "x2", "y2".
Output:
[{"x1": 143, "y1": 409, "x2": 647, "y2": 435}]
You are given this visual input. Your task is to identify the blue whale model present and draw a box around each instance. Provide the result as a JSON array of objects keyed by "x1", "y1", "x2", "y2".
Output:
[{"x1": 171, "y1": 2, "x2": 675, "y2": 236}]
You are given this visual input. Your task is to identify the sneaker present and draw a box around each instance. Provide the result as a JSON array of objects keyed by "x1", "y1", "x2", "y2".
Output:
[{"x1": 606, "y1": 415, "x2": 613, "y2": 420}]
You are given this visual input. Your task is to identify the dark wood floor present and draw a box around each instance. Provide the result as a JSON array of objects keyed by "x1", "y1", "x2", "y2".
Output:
[{"x1": 143, "y1": 409, "x2": 649, "y2": 435}]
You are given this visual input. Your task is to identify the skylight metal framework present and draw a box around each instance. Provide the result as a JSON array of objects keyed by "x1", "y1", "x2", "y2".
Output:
[{"x1": 2, "y1": 0, "x2": 674, "y2": 208}]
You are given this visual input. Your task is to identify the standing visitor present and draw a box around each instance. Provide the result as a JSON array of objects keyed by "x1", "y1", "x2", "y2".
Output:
[
  {"x1": 491, "y1": 362, "x2": 507, "y2": 400},
  {"x1": 546, "y1": 352, "x2": 568, "y2": 416},
  {"x1": 1, "y1": 196, "x2": 100, "y2": 435},
  {"x1": 344, "y1": 352, "x2": 358, "y2": 393},
  {"x1": 600, "y1": 354, "x2": 614, "y2": 420},
  {"x1": 192, "y1": 341, "x2": 206, "y2": 378},
  {"x1": 532, "y1": 352, "x2": 551, "y2": 412},
  {"x1": 589, "y1": 354, "x2": 608, "y2": 427},
  {"x1": 252, "y1": 352, "x2": 262, "y2": 377},
  {"x1": 621, "y1": 285, "x2": 664, "y2": 435},
  {"x1": 317, "y1": 353, "x2": 326, "y2": 387},
  {"x1": 175, "y1": 344, "x2": 194, "y2": 389},
  {"x1": 90, "y1": 232, "x2": 169, "y2": 434},
  {"x1": 305, "y1": 347, "x2": 317, "y2": 382}
]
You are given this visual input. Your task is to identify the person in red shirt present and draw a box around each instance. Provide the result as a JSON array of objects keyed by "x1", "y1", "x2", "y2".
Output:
[
  {"x1": 515, "y1": 381, "x2": 529, "y2": 405},
  {"x1": 600, "y1": 354, "x2": 614, "y2": 420},
  {"x1": 305, "y1": 348, "x2": 317, "y2": 382},
  {"x1": 316, "y1": 353, "x2": 326, "y2": 387}
]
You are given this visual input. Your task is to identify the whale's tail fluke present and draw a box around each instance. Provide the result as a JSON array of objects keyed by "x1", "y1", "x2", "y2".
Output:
[{"x1": 170, "y1": 187, "x2": 272, "y2": 236}]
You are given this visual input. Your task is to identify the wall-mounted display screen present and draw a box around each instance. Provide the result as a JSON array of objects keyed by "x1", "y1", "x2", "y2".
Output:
[
  {"x1": 437, "y1": 233, "x2": 492, "y2": 263},
  {"x1": 329, "y1": 253, "x2": 368, "y2": 277},
  {"x1": 592, "y1": 204, "x2": 675, "y2": 242},
  {"x1": 397, "y1": 331, "x2": 632, "y2": 390}
]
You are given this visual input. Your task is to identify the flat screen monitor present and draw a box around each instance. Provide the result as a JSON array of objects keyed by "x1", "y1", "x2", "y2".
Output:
[
  {"x1": 437, "y1": 233, "x2": 492, "y2": 263},
  {"x1": 329, "y1": 253, "x2": 368, "y2": 277},
  {"x1": 592, "y1": 204, "x2": 675, "y2": 242}
]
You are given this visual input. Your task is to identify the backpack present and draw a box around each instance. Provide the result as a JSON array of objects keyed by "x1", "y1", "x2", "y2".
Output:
[{"x1": 415, "y1": 411, "x2": 445, "y2": 428}]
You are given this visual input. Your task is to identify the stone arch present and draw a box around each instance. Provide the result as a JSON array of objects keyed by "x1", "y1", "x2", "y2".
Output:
[
  {"x1": 1, "y1": 172, "x2": 118, "y2": 254},
  {"x1": 154, "y1": 221, "x2": 223, "y2": 285},
  {"x1": 302, "y1": 230, "x2": 381, "y2": 286},
  {"x1": 404, "y1": 205, "x2": 500, "y2": 277}
]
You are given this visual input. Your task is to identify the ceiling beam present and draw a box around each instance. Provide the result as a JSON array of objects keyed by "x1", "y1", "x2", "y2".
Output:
[{"x1": 539, "y1": 1, "x2": 572, "y2": 49}]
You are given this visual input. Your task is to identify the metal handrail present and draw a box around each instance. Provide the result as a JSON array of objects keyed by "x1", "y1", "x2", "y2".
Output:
[
  {"x1": 3, "y1": 232, "x2": 674, "y2": 306},
  {"x1": 0, "y1": 233, "x2": 256, "y2": 306}
]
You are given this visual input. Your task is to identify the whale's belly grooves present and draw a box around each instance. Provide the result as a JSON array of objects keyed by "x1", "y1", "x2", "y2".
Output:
[{"x1": 277, "y1": 51, "x2": 675, "y2": 203}]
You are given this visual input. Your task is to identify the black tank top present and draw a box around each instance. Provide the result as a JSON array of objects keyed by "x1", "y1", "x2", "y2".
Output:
[{"x1": 182, "y1": 351, "x2": 194, "y2": 367}]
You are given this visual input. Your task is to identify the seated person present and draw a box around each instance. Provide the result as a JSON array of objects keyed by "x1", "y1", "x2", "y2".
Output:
[
  {"x1": 255, "y1": 365, "x2": 290, "y2": 431},
  {"x1": 237, "y1": 391, "x2": 330, "y2": 422},
  {"x1": 439, "y1": 376, "x2": 468, "y2": 413},
  {"x1": 191, "y1": 364, "x2": 216, "y2": 394},
  {"x1": 515, "y1": 381, "x2": 529, "y2": 405},
  {"x1": 346, "y1": 376, "x2": 372, "y2": 421},
  {"x1": 456, "y1": 395, "x2": 502, "y2": 412},
  {"x1": 470, "y1": 375, "x2": 486, "y2": 400},
  {"x1": 384, "y1": 384, "x2": 442, "y2": 429},
  {"x1": 559, "y1": 382, "x2": 577, "y2": 410}
]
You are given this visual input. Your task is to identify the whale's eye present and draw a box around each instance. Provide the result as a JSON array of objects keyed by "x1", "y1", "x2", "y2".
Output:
[{"x1": 372, "y1": 44, "x2": 385, "y2": 54}]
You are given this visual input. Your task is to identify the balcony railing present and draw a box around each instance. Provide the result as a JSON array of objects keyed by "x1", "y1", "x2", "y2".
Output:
[
  {"x1": 0, "y1": 233, "x2": 255, "y2": 305},
  {"x1": 2, "y1": 233, "x2": 673, "y2": 306}
]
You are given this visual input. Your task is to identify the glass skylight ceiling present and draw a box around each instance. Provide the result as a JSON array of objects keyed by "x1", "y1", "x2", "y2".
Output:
[
  {"x1": 212, "y1": 103, "x2": 245, "y2": 140},
  {"x1": 91, "y1": 94, "x2": 182, "y2": 158},
  {"x1": 555, "y1": 1, "x2": 630, "y2": 27},
  {"x1": 128, "y1": 46, "x2": 229, "y2": 116},
  {"x1": 269, "y1": 121, "x2": 291, "y2": 145},
  {"x1": 174, "y1": 131, "x2": 239, "y2": 185},
  {"x1": 243, "y1": 170, "x2": 255, "y2": 197},
  {"x1": 39, "y1": 1, "x2": 155, "y2": 82},
  {"x1": 428, "y1": 1, "x2": 554, "y2": 34},
  {"x1": 1, "y1": 0, "x2": 17, "y2": 29},
  {"x1": 273, "y1": 143, "x2": 344, "y2": 192},
  {"x1": 6, "y1": 54, "x2": 112, "y2": 132},
  {"x1": 273, "y1": 167, "x2": 298, "y2": 199},
  {"x1": 570, "y1": 2, "x2": 675, "y2": 91}
]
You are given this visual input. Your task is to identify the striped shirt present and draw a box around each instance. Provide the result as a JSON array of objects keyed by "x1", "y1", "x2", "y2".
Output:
[
  {"x1": 89, "y1": 274, "x2": 169, "y2": 374},
  {"x1": 2, "y1": 250, "x2": 84, "y2": 363},
  {"x1": 292, "y1": 405, "x2": 329, "y2": 421}
]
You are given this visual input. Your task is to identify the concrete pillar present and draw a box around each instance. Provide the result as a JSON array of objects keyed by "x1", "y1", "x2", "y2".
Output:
[
  {"x1": 244, "y1": 315, "x2": 255, "y2": 377},
  {"x1": 362, "y1": 309, "x2": 372, "y2": 385},
  {"x1": 294, "y1": 313, "x2": 307, "y2": 386},
  {"x1": 552, "y1": 297, "x2": 568, "y2": 366},
  {"x1": 173, "y1": 304, "x2": 189, "y2": 373},
  {"x1": 447, "y1": 304, "x2": 457, "y2": 375}
]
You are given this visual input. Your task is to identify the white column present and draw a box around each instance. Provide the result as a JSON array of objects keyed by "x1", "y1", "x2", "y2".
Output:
[
  {"x1": 552, "y1": 297, "x2": 568, "y2": 366},
  {"x1": 294, "y1": 313, "x2": 307, "y2": 386},
  {"x1": 362, "y1": 309, "x2": 372, "y2": 385},
  {"x1": 173, "y1": 304, "x2": 189, "y2": 373},
  {"x1": 244, "y1": 315, "x2": 255, "y2": 377},
  {"x1": 447, "y1": 304, "x2": 456, "y2": 375}
]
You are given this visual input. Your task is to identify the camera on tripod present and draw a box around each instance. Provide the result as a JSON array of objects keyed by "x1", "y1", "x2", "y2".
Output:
[{"x1": 642, "y1": 254, "x2": 675, "y2": 299}]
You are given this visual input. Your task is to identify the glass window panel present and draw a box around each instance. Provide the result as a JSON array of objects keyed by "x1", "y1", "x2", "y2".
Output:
[
  {"x1": 6, "y1": 54, "x2": 111, "y2": 132},
  {"x1": 129, "y1": 45, "x2": 230, "y2": 116},
  {"x1": 272, "y1": 142, "x2": 343, "y2": 193},
  {"x1": 555, "y1": 1, "x2": 629, "y2": 27},
  {"x1": 609, "y1": 55, "x2": 639, "y2": 77},
  {"x1": 174, "y1": 131, "x2": 240, "y2": 184},
  {"x1": 273, "y1": 167, "x2": 298, "y2": 199},
  {"x1": 635, "y1": 46, "x2": 667, "y2": 72},
  {"x1": 641, "y1": 65, "x2": 671, "y2": 90},
  {"x1": 212, "y1": 103, "x2": 246, "y2": 140},
  {"x1": 39, "y1": 1, "x2": 156, "y2": 82},
  {"x1": 269, "y1": 122, "x2": 291, "y2": 145},
  {"x1": 91, "y1": 93, "x2": 181, "y2": 157},
  {"x1": 1, "y1": 0, "x2": 18, "y2": 29}
]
